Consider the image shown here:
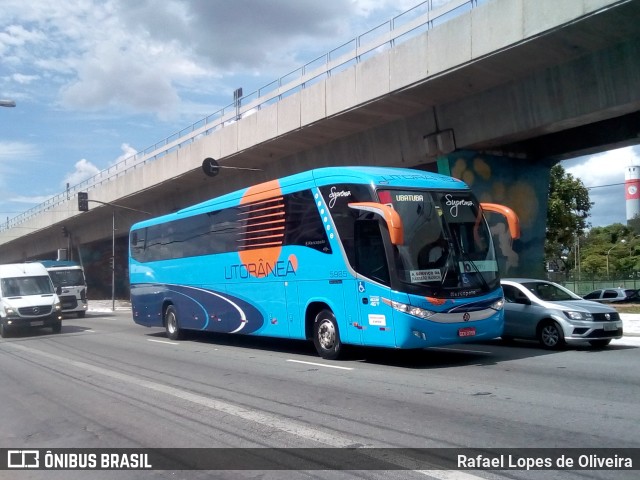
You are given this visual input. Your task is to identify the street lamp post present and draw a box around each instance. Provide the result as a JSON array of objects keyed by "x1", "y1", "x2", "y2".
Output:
[
  {"x1": 575, "y1": 235, "x2": 581, "y2": 281},
  {"x1": 606, "y1": 240, "x2": 626, "y2": 279},
  {"x1": 78, "y1": 195, "x2": 150, "y2": 310}
]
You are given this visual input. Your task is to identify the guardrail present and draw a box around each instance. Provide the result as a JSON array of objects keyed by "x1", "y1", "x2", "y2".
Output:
[{"x1": 1, "y1": 0, "x2": 482, "y2": 232}]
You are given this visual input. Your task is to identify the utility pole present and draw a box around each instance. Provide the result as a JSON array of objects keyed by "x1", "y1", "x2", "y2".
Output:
[{"x1": 77, "y1": 193, "x2": 150, "y2": 310}]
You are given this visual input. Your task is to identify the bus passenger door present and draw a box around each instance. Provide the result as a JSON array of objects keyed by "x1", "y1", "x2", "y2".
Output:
[{"x1": 353, "y1": 220, "x2": 395, "y2": 348}]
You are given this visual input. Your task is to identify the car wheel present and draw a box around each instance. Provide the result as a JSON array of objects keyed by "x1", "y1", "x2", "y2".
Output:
[
  {"x1": 165, "y1": 305, "x2": 183, "y2": 341},
  {"x1": 312, "y1": 309, "x2": 342, "y2": 360},
  {"x1": 0, "y1": 322, "x2": 9, "y2": 338},
  {"x1": 539, "y1": 321, "x2": 565, "y2": 349},
  {"x1": 77, "y1": 311, "x2": 86, "y2": 318},
  {"x1": 589, "y1": 339, "x2": 611, "y2": 348},
  {"x1": 52, "y1": 321, "x2": 62, "y2": 334}
]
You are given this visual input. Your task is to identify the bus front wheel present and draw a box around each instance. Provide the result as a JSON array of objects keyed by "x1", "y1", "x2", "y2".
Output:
[
  {"x1": 313, "y1": 310, "x2": 342, "y2": 360},
  {"x1": 165, "y1": 305, "x2": 183, "y2": 341}
]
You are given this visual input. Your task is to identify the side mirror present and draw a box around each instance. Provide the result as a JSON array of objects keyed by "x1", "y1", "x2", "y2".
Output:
[
  {"x1": 56, "y1": 286, "x2": 62, "y2": 295},
  {"x1": 480, "y1": 203, "x2": 521, "y2": 239}
]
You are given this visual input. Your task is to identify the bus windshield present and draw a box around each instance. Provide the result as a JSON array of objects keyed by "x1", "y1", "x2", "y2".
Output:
[{"x1": 378, "y1": 189, "x2": 497, "y2": 296}]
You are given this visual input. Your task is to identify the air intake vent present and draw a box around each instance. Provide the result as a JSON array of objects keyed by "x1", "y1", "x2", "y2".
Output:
[{"x1": 237, "y1": 197, "x2": 285, "y2": 250}]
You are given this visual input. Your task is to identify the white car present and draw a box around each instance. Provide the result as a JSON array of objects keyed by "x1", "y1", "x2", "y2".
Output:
[
  {"x1": 501, "y1": 278, "x2": 623, "y2": 349},
  {"x1": 583, "y1": 287, "x2": 639, "y2": 303}
]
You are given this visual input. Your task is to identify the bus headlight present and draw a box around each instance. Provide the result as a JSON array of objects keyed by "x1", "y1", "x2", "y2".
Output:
[
  {"x1": 382, "y1": 298, "x2": 436, "y2": 319},
  {"x1": 490, "y1": 298, "x2": 505, "y2": 311}
]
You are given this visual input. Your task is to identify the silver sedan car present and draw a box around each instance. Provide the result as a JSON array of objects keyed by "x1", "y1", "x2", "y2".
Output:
[{"x1": 501, "y1": 278, "x2": 623, "y2": 349}]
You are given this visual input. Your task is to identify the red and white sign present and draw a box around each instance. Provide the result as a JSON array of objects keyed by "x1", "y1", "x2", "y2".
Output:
[{"x1": 626, "y1": 179, "x2": 640, "y2": 200}]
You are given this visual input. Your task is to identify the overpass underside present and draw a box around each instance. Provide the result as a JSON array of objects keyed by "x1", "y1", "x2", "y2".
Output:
[{"x1": 1, "y1": 0, "x2": 639, "y2": 292}]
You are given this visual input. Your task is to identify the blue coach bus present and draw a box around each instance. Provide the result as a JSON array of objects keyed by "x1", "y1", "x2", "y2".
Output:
[{"x1": 129, "y1": 166, "x2": 519, "y2": 359}]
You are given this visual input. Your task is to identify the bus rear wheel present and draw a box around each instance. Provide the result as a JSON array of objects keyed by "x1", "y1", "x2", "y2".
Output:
[
  {"x1": 165, "y1": 305, "x2": 183, "y2": 341},
  {"x1": 313, "y1": 309, "x2": 342, "y2": 360}
]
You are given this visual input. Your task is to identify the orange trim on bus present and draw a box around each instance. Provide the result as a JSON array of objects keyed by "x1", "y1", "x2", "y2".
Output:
[
  {"x1": 480, "y1": 203, "x2": 521, "y2": 239},
  {"x1": 348, "y1": 202, "x2": 404, "y2": 245}
]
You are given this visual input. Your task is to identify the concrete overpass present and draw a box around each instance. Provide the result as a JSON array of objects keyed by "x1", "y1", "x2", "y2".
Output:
[{"x1": 1, "y1": 0, "x2": 639, "y2": 297}]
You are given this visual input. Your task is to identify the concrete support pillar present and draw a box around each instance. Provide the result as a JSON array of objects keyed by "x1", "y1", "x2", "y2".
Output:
[{"x1": 436, "y1": 150, "x2": 554, "y2": 279}]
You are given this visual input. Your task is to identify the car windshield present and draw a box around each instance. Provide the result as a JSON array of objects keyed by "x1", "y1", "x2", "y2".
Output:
[
  {"x1": 521, "y1": 281, "x2": 581, "y2": 301},
  {"x1": 1, "y1": 276, "x2": 54, "y2": 296}
]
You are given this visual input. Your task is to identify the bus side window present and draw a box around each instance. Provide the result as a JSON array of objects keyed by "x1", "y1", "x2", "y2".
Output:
[{"x1": 354, "y1": 220, "x2": 390, "y2": 285}]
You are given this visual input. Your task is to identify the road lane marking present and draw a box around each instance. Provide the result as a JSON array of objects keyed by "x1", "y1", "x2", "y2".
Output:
[
  {"x1": 6, "y1": 343, "x2": 355, "y2": 447},
  {"x1": 3, "y1": 343, "x2": 491, "y2": 479},
  {"x1": 419, "y1": 471, "x2": 486, "y2": 479},
  {"x1": 147, "y1": 339, "x2": 180, "y2": 345},
  {"x1": 287, "y1": 359, "x2": 353, "y2": 370}
]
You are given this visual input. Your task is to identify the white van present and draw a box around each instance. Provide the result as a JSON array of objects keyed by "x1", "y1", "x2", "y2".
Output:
[{"x1": 0, "y1": 263, "x2": 63, "y2": 338}]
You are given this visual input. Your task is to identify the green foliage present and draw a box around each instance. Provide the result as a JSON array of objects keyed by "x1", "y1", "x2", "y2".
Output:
[
  {"x1": 627, "y1": 214, "x2": 640, "y2": 236},
  {"x1": 575, "y1": 224, "x2": 640, "y2": 279},
  {"x1": 544, "y1": 165, "x2": 640, "y2": 279},
  {"x1": 545, "y1": 164, "x2": 592, "y2": 270}
]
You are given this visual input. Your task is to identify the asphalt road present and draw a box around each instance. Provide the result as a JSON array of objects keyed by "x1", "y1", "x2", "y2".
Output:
[{"x1": 1, "y1": 310, "x2": 639, "y2": 480}]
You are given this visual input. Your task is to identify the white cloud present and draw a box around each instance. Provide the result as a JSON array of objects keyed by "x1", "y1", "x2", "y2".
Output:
[
  {"x1": 1, "y1": 0, "x2": 421, "y2": 120},
  {"x1": 564, "y1": 145, "x2": 640, "y2": 227},
  {"x1": 0, "y1": 140, "x2": 39, "y2": 161},
  {"x1": 8, "y1": 194, "x2": 55, "y2": 204},
  {"x1": 112, "y1": 143, "x2": 138, "y2": 165},
  {"x1": 11, "y1": 73, "x2": 39, "y2": 84},
  {"x1": 564, "y1": 146, "x2": 640, "y2": 188},
  {"x1": 0, "y1": 141, "x2": 39, "y2": 186},
  {"x1": 62, "y1": 158, "x2": 100, "y2": 187}
]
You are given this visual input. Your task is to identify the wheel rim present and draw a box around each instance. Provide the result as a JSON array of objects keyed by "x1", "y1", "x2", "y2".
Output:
[
  {"x1": 317, "y1": 319, "x2": 336, "y2": 351},
  {"x1": 167, "y1": 311, "x2": 177, "y2": 334},
  {"x1": 541, "y1": 325, "x2": 559, "y2": 347}
]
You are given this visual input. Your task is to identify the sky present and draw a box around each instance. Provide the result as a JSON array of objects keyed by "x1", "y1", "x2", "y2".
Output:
[{"x1": 0, "y1": 0, "x2": 638, "y2": 230}]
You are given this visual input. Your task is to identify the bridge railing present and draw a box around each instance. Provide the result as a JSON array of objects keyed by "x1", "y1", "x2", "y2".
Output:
[{"x1": 1, "y1": 0, "x2": 482, "y2": 232}]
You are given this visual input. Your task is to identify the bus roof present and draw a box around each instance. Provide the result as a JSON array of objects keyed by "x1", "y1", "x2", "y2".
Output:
[
  {"x1": 131, "y1": 166, "x2": 468, "y2": 230},
  {"x1": 38, "y1": 260, "x2": 82, "y2": 269}
]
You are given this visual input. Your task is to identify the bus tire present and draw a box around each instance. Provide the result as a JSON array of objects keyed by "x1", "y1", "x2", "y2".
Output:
[
  {"x1": 165, "y1": 305, "x2": 183, "y2": 341},
  {"x1": 312, "y1": 309, "x2": 342, "y2": 360}
]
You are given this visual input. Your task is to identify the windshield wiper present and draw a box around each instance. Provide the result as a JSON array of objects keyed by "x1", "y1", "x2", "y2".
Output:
[{"x1": 451, "y1": 235, "x2": 490, "y2": 292}]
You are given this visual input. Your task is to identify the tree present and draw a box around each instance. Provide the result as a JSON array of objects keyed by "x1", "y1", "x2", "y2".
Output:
[
  {"x1": 627, "y1": 213, "x2": 640, "y2": 236},
  {"x1": 577, "y1": 224, "x2": 636, "y2": 279},
  {"x1": 545, "y1": 164, "x2": 592, "y2": 272}
]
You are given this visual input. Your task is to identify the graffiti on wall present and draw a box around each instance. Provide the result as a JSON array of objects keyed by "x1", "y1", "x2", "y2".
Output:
[{"x1": 442, "y1": 151, "x2": 552, "y2": 278}]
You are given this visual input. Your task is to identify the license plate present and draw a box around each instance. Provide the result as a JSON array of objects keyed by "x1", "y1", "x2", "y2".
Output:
[
  {"x1": 603, "y1": 323, "x2": 618, "y2": 331},
  {"x1": 30, "y1": 321, "x2": 44, "y2": 327},
  {"x1": 458, "y1": 327, "x2": 476, "y2": 337}
]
